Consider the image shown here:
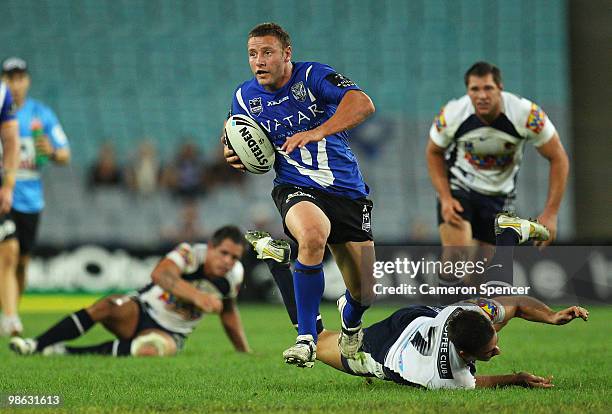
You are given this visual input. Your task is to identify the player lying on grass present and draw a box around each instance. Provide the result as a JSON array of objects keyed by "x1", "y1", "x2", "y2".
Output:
[
  {"x1": 247, "y1": 213, "x2": 588, "y2": 388},
  {"x1": 315, "y1": 295, "x2": 588, "y2": 389},
  {"x1": 9, "y1": 225, "x2": 251, "y2": 357}
]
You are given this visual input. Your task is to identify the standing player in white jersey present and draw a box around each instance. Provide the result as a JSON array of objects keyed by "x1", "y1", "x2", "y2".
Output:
[
  {"x1": 0, "y1": 80, "x2": 21, "y2": 336},
  {"x1": 1, "y1": 57, "x2": 71, "y2": 335},
  {"x1": 426, "y1": 62, "x2": 569, "y2": 252},
  {"x1": 224, "y1": 23, "x2": 376, "y2": 368},
  {"x1": 9, "y1": 226, "x2": 251, "y2": 356}
]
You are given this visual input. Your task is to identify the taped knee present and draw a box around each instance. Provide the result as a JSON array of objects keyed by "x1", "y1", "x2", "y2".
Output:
[{"x1": 131, "y1": 332, "x2": 170, "y2": 357}]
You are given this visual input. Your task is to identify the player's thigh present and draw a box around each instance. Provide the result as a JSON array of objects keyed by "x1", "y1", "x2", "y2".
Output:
[
  {"x1": 93, "y1": 295, "x2": 140, "y2": 339},
  {"x1": 0, "y1": 238, "x2": 19, "y2": 268},
  {"x1": 285, "y1": 201, "x2": 331, "y2": 249},
  {"x1": 439, "y1": 222, "x2": 476, "y2": 281},
  {"x1": 329, "y1": 240, "x2": 375, "y2": 302},
  {"x1": 439, "y1": 220, "x2": 474, "y2": 246},
  {"x1": 315, "y1": 330, "x2": 345, "y2": 371},
  {"x1": 132, "y1": 328, "x2": 178, "y2": 357}
]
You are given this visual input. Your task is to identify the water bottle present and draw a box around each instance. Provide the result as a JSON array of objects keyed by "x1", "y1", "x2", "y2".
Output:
[{"x1": 31, "y1": 119, "x2": 48, "y2": 167}]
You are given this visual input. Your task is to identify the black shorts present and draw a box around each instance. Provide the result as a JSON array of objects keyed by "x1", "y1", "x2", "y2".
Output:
[
  {"x1": 436, "y1": 187, "x2": 514, "y2": 245},
  {"x1": 271, "y1": 185, "x2": 374, "y2": 244},
  {"x1": 0, "y1": 212, "x2": 17, "y2": 242},
  {"x1": 11, "y1": 209, "x2": 40, "y2": 255},
  {"x1": 133, "y1": 298, "x2": 186, "y2": 350},
  {"x1": 341, "y1": 305, "x2": 440, "y2": 386}
]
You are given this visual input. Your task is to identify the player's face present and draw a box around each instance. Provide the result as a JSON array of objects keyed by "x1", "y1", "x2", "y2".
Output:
[
  {"x1": 473, "y1": 331, "x2": 501, "y2": 362},
  {"x1": 206, "y1": 239, "x2": 244, "y2": 277},
  {"x1": 466, "y1": 74, "x2": 503, "y2": 120},
  {"x1": 247, "y1": 35, "x2": 292, "y2": 91},
  {"x1": 3, "y1": 72, "x2": 30, "y2": 104}
]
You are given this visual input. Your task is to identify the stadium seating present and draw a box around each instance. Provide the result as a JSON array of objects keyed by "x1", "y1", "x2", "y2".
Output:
[{"x1": 1, "y1": 0, "x2": 571, "y2": 242}]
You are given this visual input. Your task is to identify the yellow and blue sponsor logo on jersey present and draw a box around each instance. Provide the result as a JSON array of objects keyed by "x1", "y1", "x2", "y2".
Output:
[
  {"x1": 465, "y1": 298, "x2": 498, "y2": 321},
  {"x1": 477, "y1": 299, "x2": 498, "y2": 321},
  {"x1": 434, "y1": 107, "x2": 447, "y2": 132},
  {"x1": 463, "y1": 141, "x2": 515, "y2": 169},
  {"x1": 159, "y1": 290, "x2": 202, "y2": 320},
  {"x1": 526, "y1": 103, "x2": 546, "y2": 134}
]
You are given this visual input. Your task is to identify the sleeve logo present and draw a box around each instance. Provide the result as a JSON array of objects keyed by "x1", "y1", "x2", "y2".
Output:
[
  {"x1": 525, "y1": 103, "x2": 546, "y2": 134},
  {"x1": 176, "y1": 244, "x2": 194, "y2": 267},
  {"x1": 434, "y1": 107, "x2": 447, "y2": 132},
  {"x1": 464, "y1": 298, "x2": 498, "y2": 321},
  {"x1": 248, "y1": 97, "x2": 263, "y2": 116},
  {"x1": 324, "y1": 73, "x2": 356, "y2": 89}
]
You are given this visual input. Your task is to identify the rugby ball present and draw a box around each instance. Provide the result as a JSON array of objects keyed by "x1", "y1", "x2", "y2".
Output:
[{"x1": 225, "y1": 114, "x2": 275, "y2": 174}]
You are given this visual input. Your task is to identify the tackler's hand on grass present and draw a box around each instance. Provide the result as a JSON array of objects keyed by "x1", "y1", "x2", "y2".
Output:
[
  {"x1": 515, "y1": 372, "x2": 554, "y2": 389},
  {"x1": 551, "y1": 305, "x2": 589, "y2": 325}
]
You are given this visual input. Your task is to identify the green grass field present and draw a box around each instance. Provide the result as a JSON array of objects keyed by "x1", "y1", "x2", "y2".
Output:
[{"x1": 1, "y1": 295, "x2": 610, "y2": 413}]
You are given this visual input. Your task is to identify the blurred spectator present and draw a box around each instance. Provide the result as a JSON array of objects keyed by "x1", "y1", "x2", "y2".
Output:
[
  {"x1": 203, "y1": 146, "x2": 247, "y2": 191},
  {"x1": 88, "y1": 142, "x2": 122, "y2": 189},
  {"x1": 249, "y1": 202, "x2": 284, "y2": 239},
  {"x1": 161, "y1": 140, "x2": 205, "y2": 199},
  {"x1": 160, "y1": 199, "x2": 207, "y2": 244},
  {"x1": 125, "y1": 139, "x2": 161, "y2": 197}
]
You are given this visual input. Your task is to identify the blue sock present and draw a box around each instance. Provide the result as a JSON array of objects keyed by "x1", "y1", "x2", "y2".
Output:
[
  {"x1": 293, "y1": 260, "x2": 325, "y2": 341},
  {"x1": 342, "y1": 290, "x2": 369, "y2": 329},
  {"x1": 267, "y1": 260, "x2": 325, "y2": 334}
]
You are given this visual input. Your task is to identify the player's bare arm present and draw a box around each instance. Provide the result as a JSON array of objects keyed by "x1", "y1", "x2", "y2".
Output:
[
  {"x1": 534, "y1": 133, "x2": 569, "y2": 247},
  {"x1": 0, "y1": 119, "x2": 19, "y2": 213},
  {"x1": 151, "y1": 259, "x2": 222, "y2": 314},
  {"x1": 476, "y1": 372, "x2": 554, "y2": 388},
  {"x1": 281, "y1": 90, "x2": 375, "y2": 154},
  {"x1": 220, "y1": 297, "x2": 251, "y2": 353},
  {"x1": 426, "y1": 138, "x2": 464, "y2": 226},
  {"x1": 494, "y1": 295, "x2": 588, "y2": 331}
]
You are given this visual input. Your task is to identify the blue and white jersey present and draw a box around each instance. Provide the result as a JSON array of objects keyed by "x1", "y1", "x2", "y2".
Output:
[
  {"x1": 231, "y1": 62, "x2": 369, "y2": 199},
  {"x1": 13, "y1": 98, "x2": 69, "y2": 213},
  {"x1": 0, "y1": 82, "x2": 16, "y2": 124}
]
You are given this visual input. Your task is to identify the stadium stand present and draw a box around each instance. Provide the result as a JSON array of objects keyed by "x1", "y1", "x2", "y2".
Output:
[{"x1": 1, "y1": 0, "x2": 571, "y2": 244}]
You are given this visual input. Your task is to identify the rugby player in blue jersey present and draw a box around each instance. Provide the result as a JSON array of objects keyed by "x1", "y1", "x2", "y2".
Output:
[
  {"x1": 224, "y1": 23, "x2": 376, "y2": 367},
  {"x1": 1, "y1": 57, "x2": 71, "y2": 335},
  {"x1": 0, "y1": 79, "x2": 21, "y2": 336}
]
